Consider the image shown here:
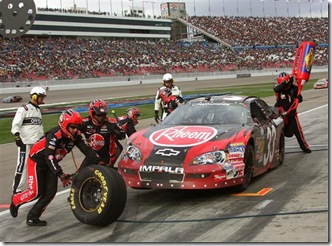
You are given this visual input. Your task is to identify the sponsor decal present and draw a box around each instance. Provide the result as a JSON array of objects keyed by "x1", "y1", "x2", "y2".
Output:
[
  {"x1": 89, "y1": 134, "x2": 105, "y2": 150},
  {"x1": 191, "y1": 102, "x2": 230, "y2": 106},
  {"x1": 230, "y1": 142, "x2": 245, "y2": 147},
  {"x1": 228, "y1": 152, "x2": 244, "y2": 159},
  {"x1": 28, "y1": 175, "x2": 34, "y2": 189},
  {"x1": 170, "y1": 3, "x2": 178, "y2": 11},
  {"x1": 161, "y1": 3, "x2": 168, "y2": 13},
  {"x1": 140, "y1": 165, "x2": 184, "y2": 174},
  {"x1": 55, "y1": 149, "x2": 67, "y2": 161},
  {"x1": 149, "y1": 126, "x2": 217, "y2": 147},
  {"x1": 155, "y1": 148, "x2": 180, "y2": 156},
  {"x1": 228, "y1": 146, "x2": 245, "y2": 152},
  {"x1": 214, "y1": 174, "x2": 226, "y2": 180}
]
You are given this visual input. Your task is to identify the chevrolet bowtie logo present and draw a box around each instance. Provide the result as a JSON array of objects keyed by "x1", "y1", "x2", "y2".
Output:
[{"x1": 155, "y1": 148, "x2": 180, "y2": 156}]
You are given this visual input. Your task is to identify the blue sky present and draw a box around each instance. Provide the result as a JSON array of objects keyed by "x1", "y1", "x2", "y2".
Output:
[{"x1": 33, "y1": 0, "x2": 329, "y2": 17}]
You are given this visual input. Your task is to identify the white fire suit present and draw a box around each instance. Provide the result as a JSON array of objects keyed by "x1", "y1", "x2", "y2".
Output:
[
  {"x1": 154, "y1": 85, "x2": 182, "y2": 120},
  {"x1": 11, "y1": 102, "x2": 44, "y2": 193}
]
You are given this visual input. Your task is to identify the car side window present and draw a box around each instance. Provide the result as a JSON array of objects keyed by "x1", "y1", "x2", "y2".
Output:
[
  {"x1": 250, "y1": 100, "x2": 268, "y2": 124},
  {"x1": 257, "y1": 99, "x2": 277, "y2": 119}
]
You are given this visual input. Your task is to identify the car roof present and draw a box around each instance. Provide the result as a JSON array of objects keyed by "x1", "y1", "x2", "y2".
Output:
[
  {"x1": 316, "y1": 78, "x2": 328, "y2": 83},
  {"x1": 185, "y1": 94, "x2": 257, "y2": 105}
]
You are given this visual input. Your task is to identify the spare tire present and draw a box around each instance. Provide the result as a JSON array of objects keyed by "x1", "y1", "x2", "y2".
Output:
[{"x1": 69, "y1": 165, "x2": 127, "y2": 226}]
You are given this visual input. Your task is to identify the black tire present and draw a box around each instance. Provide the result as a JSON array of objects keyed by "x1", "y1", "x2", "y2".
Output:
[
  {"x1": 233, "y1": 144, "x2": 254, "y2": 193},
  {"x1": 69, "y1": 165, "x2": 127, "y2": 226},
  {"x1": 278, "y1": 132, "x2": 285, "y2": 166}
]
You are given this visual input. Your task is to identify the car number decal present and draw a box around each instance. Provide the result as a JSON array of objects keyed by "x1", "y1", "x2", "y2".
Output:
[{"x1": 263, "y1": 125, "x2": 276, "y2": 166}]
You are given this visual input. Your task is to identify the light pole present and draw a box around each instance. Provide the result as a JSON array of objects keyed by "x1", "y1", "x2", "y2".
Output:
[
  {"x1": 143, "y1": 1, "x2": 155, "y2": 18},
  {"x1": 129, "y1": 0, "x2": 134, "y2": 16},
  {"x1": 262, "y1": 0, "x2": 265, "y2": 17},
  {"x1": 110, "y1": 0, "x2": 112, "y2": 15},
  {"x1": 151, "y1": 2, "x2": 155, "y2": 18},
  {"x1": 194, "y1": 0, "x2": 196, "y2": 16},
  {"x1": 236, "y1": 0, "x2": 239, "y2": 16},
  {"x1": 208, "y1": 0, "x2": 211, "y2": 16},
  {"x1": 249, "y1": 0, "x2": 252, "y2": 17},
  {"x1": 222, "y1": 0, "x2": 225, "y2": 16},
  {"x1": 121, "y1": 0, "x2": 124, "y2": 16}
]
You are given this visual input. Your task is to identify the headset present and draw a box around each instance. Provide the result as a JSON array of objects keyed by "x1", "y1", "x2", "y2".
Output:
[{"x1": 31, "y1": 94, "x2": 38, "y2": 101}]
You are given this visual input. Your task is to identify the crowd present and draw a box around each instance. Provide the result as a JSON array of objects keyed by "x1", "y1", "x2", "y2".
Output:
[
  {"x1": 0, "y1": 16, "x2": 328, "y2": 83},
  {"x1": 185, "y1": 16, "x2": 328, "y2": 47}
]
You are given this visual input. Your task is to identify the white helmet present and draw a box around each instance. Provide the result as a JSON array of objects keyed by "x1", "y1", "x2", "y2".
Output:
[
  {"x1": 163, "y1": 73, "x2": 173, "y2": 82},
  {"x1": 30, "y1": 86, "x2": 47, "y2": 98}
]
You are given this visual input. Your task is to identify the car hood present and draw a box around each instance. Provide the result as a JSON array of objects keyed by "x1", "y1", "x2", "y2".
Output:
[{"x1": 128, "y1": 124, "x2": 252, "y2": 166}]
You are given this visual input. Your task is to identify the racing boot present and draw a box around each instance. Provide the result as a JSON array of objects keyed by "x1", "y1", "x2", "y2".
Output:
[
  {"x1": 26, "y1": 218, "x2": 47, "y2": 226},
  {"x1": 301, "y1": 148, "x2": 312, "y2": 153},
  {"x1": 9, "y1": 202, "x2": 19, "y2": 218}
]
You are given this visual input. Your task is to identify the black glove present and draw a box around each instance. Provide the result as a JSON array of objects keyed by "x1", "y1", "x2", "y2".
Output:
[
  {"x1": 14, "y1": 133, "x2": 24, "y2": 147},
  {"x1": 297, "y1": 94, "x2": 303, "y2": 103},
  {"x1": 281, "y1": 81, "x2": 288, "y2": 88},
  {"x1": 59, "y1": 173, "x2": 72, "y2": 188},
  {"x1": 154, "y1": 110, "x2": 160, "y2": 123}
]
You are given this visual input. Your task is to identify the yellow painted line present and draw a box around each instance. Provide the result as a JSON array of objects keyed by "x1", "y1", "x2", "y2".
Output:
[{"x1": 231, "y1": 188, "x2": 273, "y2": 197}]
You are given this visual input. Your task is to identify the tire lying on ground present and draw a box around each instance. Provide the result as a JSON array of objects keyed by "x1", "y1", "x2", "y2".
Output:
[{"x1": 69, "y1": 165, "x2": 127, "y2": 226}]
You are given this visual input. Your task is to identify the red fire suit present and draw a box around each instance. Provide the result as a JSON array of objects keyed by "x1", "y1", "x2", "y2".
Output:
[{"x1": 11, "y1": 126, "x2": 102, "y2": 221}]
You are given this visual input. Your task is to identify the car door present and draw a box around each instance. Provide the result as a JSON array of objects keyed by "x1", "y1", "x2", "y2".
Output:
[{"x1": 250, "y1": 99, "x2": 277, "y2": 173}]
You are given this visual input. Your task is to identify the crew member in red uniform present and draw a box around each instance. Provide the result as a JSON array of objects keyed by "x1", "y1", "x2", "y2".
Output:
[
  {"x1": 9, "y1": 110, "x2": 104, "y2": 226},
  {"x1": 79, "y1": 99, "x2": 125, "y2": 169},
  {"x1": 273, "y1": 72, "x2": 311, "y2": 153}
]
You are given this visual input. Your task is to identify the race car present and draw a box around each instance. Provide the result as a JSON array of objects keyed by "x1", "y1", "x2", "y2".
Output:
[
  {"x1": 2, "y1": 95, "x2": 23, "y2": 103},
  {"x1": 118, "y1": 94, "x2": 285, "y2": 191},
  {"x1": 313, "y1": 78, "x2": 328, "y2": 89}
]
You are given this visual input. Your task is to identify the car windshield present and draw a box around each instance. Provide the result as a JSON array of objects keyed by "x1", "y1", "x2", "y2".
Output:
[{"x1": 162, "y1": 102, "x2": 248, "y2": 125}]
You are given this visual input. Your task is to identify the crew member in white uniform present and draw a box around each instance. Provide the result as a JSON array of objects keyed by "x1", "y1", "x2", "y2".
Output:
[
  {"x1": 11, "y1": 86, "x2": 47, "y2": 194},
  {"x1": 154, "y1": 73, "x2": 183, "y2": 122}
]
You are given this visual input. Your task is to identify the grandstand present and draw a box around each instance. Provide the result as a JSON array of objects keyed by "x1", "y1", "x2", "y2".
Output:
[{"x1": 0, "y1": 2, "x2": 328, "y2": 83}]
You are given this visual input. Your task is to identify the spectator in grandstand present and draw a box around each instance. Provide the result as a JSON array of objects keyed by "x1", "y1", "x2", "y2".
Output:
[
  {"x1": 11, "y1": 87, "x2": 47, "y2": 195},
  {"x1": 154, "y1": 73, "x2": 183, "y2": 123}
]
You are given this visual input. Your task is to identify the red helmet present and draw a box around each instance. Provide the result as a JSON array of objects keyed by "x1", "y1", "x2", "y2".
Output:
[
  {"x1": 58, "y1": 109, "x2": 82, "y2": 139},
  {"x1": 159, "y1": 87, "x2": 172, "y2": 101},
  {"x1": 89, "y1": 99, "x2": 108, "y2": 125},
  {"x1": 277, "y1": 72, "x2": 291, "y2": 84},
  {"x1": 127, "y1": 107, "x2": 141, "y2": 125}
]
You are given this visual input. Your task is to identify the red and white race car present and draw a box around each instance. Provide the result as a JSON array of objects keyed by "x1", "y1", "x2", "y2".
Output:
[
  {"x1": 118, "y1": 94, "x2": 285, "y2": 191},
  {"x1": 313, "y1": 78, "x2": 328, "y2": 89}
]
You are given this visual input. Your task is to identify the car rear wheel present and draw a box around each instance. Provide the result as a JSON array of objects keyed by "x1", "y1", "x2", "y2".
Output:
[
  {"x1": 233, "y1": 144, "x2": 254, "y2": 193},
  {"x1": 69, "y1": 165, "x2": 127, "y2": 226}
]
